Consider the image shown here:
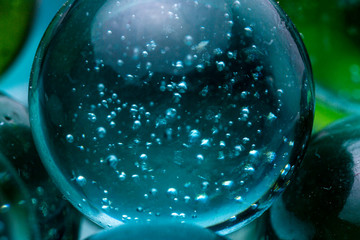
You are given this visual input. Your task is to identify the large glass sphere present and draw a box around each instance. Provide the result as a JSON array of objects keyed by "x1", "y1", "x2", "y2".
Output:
[
  {"x1": 0, "y1": 152, "x2": 41, "y2": 240},
  {"x1": 86, "y1": 222, "x2": 226, "y2": 240},
  {"x1": 29, "y1": 0, "x2": 314, "y2": 233}
]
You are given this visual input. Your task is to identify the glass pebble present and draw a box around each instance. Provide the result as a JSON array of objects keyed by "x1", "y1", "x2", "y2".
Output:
[
  {"x1": 0, "y1": 152, "x2": 40, "y2": 240},
  {"x1": 85, "y1": 222, "x2": 226, "y2": 240},
  {"x1": 29, "y1": 0, "x2": 314, "y2": 233}
]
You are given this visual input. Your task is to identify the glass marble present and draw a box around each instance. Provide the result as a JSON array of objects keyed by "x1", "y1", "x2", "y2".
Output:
[
  {"x1": 0, "y1": 0, "x2": 37, "y2": 75},
  {"x1": 86, "y1": 222, "x2": 227, "y2": 240},
  {"x1": 277, "y1": 0, "x2": 360, "y2": 131},
  {"x1": 29, "y1": 0, "x2": 314, "y2": 234},
  {"x1": 265, "y1": 116, "x2": 360, "y2": 239},
  {"x1": 0, "y1": 93, "x2": 81, "y2": 240},
  {"x1": 0, "y1": 152, "x2": 41, "y2": 240}
]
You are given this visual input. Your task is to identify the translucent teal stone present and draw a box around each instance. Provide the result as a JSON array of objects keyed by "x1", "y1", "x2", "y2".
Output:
[
  {"x1": 29, "y1": 0, "x2": 314, "y2": 234},
  {"x1": 85, "y1": 222, "x2": 227, "y2": 240},
  {"x1": 0, "y1": 151, "x2": 40, "y2": 240}
]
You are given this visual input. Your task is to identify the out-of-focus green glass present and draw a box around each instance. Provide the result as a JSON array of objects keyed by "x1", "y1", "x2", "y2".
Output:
[
  {"x1": 0, "y1": 0, "x2": 36, "y2": 75},
  {"x1": 278, "y1": 0, "x2": 360, "y2": 131}
]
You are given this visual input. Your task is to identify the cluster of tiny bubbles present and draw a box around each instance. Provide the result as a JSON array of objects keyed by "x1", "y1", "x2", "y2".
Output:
[{"x1": 29, "y1": 0, "x2": 314, "y2": 233}]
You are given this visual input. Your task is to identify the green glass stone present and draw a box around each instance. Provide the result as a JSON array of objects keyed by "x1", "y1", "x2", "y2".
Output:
[
  {"x1": 0, "y1": 0, "x2": 36, "y2": 75},
  {"x1": 265, "y1": 116, "x2": 360, "y2": 239},
  {"x1": 278, "y1": 0, "x2": 360, "y2": 131},
  {"x1": 0, "y1": 93, "x2": 81, "y2": 240}
]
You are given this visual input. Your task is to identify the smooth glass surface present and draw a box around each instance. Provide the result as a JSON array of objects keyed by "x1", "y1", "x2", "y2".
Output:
[{"x1": 29, "y1": 0, "x2": 314, "y2": 234}]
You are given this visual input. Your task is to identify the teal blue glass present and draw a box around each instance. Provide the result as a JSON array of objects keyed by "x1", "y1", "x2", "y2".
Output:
[
  {"x1": 29, "y1": 0, "x2": 314, "y2": 234},
  {"x1": 86, "y1": 222, "x2": 227, "y2": 240}
]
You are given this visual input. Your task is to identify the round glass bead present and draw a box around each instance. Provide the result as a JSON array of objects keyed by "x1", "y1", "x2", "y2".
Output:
[{"x1": 29, "y1": 0, "x2": 314, "y2": 233}]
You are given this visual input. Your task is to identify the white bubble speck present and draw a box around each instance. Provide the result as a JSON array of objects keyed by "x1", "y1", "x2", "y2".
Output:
[
  {"x1": 117, "y1": 59, "x2": 124, "y2": 66},
  {"x1": 140, "y1": 154, "x2": 148, "y2": 161},
  {"x1": 235, "y1": 196, "x2": 244, "y2": 203},
  {"x1": 166, "y1": 108, "x2": 177, "y2": 119},
  {"x1": 200, "y1": 139, "x2": 211, "y2": 148},
  {"x1": 222, "y1": 180, "x2": 234, "y2": 188},
  {"x1": 195, "y1": 193, "x2": 208, "y2": 202},
  {"x1": 66, "y1": 134, "x2": 74, "y2": 143},
  {"x1": 216, "y1": 61, "x2": 225, "y2": 71},
  {"x1": 142, "y1": 51, "x2": 149, "y2": 57},
  {"x1": 244, "y1": 26, "x2": 253, "y2": 37},
  {"x1": 150, "y1": 188, "x2": 158, "y2": 195},
  {"x1": 189, "y1": 129, "x2": 201, "y2": 143},
  {"x1": 106, "y1": 155, "x2": 119, "y2": 169},
  {"x1": 196, "y1": 154, "x2": 204, "y2": 162},
  {"x1": 76, "y1": 176, "x2": 87, "y2": 186},
  {"x1": 133, "y1": 120, "x2": 142, "y2": 130},
  {"x1": 97, "y1": 83, "x2": 105, "y2": 91},
  {"x1": 97, "y1": 127, "x2": 106, "y2": 138},
  {"x1": 267, "y1": 112, "x2": 277, "y2": 121},
  {"x1": 184, "y1": 35, "x2": 193, "y2": 46},
  {"x1": 177, "y1": 81, "x2": 188, "y2": 93},
  {"x1": 196, "y1": 64, "x2": 204, "y2": 72}
]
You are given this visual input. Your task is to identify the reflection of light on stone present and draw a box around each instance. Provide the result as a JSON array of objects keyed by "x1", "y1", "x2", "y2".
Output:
[
  {"x1": 90, "y1": 0, "x2": 231, "y2": 76},
  {"x1": 79, "y1": 218, "x2": 103, "y2": 239},
  {"x1": 339, "y1": 141, "x2": 360, "y2": 225},
  {"x1": 29, "y1": 0, "x2": 314, "y2": 233}
]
